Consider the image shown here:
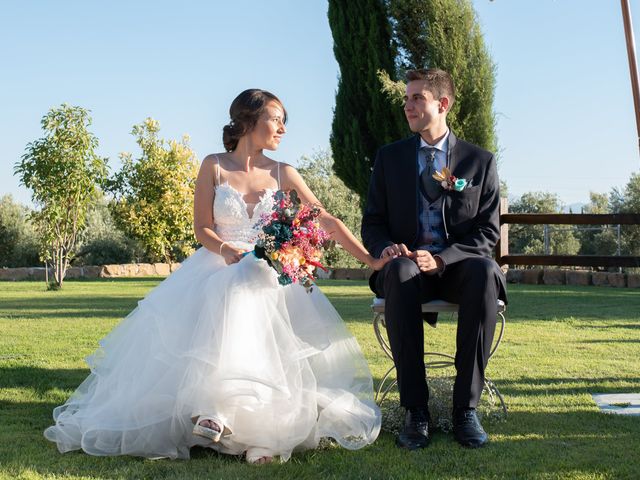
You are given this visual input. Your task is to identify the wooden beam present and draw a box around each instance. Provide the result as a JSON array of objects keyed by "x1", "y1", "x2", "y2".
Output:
[
  {"x1": 500, "y1": 213, "x2": 640, "y2": 225},
  {"x1": 501, "y1": 255, "x2": 640, "y2": 268}
]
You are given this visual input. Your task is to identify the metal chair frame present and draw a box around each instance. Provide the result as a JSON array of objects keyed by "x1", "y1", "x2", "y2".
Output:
[{"x1": 372, "y1": 298, "x2": 507, "y2": 415}]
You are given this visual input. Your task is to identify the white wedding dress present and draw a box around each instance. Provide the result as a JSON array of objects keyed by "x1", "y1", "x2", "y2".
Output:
[{"x1": 44, "y1": 180, "x2": 381, "y2": 461}]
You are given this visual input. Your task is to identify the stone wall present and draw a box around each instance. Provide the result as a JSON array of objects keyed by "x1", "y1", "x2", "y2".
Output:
[
  {"x1": 506, "y1": 268, "x2": 640, "y2": 288},
  {"x1": 0, "y1": 263, "x2": 182, "y2": 281},
  {"x1": 292, "y1": 266, "x2": 640, "y2": 288},
  {"x1": 1, "y1": 264, "x2": 638, "y2": 288}
]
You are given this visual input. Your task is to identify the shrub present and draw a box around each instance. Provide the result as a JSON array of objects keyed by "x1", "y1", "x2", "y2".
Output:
[
  {"x1": 0, "y1": 195, "x2": 40, "y2": 267},
  {"x1": 73, "y1": 192, "x2": 143, "y2": 266},
  {"x1": 297, "y1": 150, "x2": 364, "y2": 269}
]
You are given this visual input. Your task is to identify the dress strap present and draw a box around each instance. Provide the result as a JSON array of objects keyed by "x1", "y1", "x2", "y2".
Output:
[
  {"x1": 277, "y1": 162, "x2": 281, "y2": 190},
  {"x1": 213, "y1": 154, "x2": 221, "y2": 186}
]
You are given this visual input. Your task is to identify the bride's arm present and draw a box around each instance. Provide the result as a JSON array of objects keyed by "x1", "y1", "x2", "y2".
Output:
[
  {"x1": 193, "y1": 156, "x2": 245, "y2": 264},
  {"x1": 279, "y1": 163, "x2": 389, "y2": 271}
]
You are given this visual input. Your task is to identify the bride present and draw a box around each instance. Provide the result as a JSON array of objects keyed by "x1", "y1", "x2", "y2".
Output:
[{"x1": 44, "y1": 89, "x2": 388, "y2": 464}]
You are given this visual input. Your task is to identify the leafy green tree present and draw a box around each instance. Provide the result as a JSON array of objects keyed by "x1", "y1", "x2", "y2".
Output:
[
  {"x1": 509, "y1": 192, "x2": 580, "y2": 256},
  {"x1": 499, "y1": 180, "x2": 508, "y2": 199},
  {"x1": 379, "y1": 0, "x2": 497, "y2": 153},
  {"x1": 609, "y1": 187, "x2": 625, "y2": 214},
  {"x1": 583, "y1": 192, "x2": 610, "y2": 214},
  {"x1": 616, "y1": 172, "x2": 640, "y2": 257},
  {"x1": 74, "y1": 191, "x2": 144, "y2": 266},
  {"x1": 297, "y1": 150, "x2": 363, "y2": 268},
  {"x1": 107, "y1": 118, "x2": 199, "y2": 263},
  {"x1": 0, "y1": 195, "x2": 40, "y2": 267},
  {"x1": 328, "y1": 0, "x2": 407, "y2": 203},
  {"x1": 577, "y1": 192, "x2": 618, "y2": 256},
  {"x1": 15, "y1": 105, "x2": 108, "y2": 287}
]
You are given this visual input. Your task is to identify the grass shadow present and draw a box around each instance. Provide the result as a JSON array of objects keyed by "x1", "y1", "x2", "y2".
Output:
[
  {"x1": 499, "y1": 376, "x2": 640, "y2": 397},
  {"x1": 0, "y1": 366, "x2": 89, "y2": 395}
]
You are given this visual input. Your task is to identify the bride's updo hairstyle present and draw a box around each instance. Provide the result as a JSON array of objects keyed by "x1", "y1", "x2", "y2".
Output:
[{"x1": 223, "y1": 89, "x2": 288, "y2": 152}]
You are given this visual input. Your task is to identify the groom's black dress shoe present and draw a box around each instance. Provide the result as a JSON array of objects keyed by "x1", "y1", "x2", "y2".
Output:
[
  {"x1": 452, "y1": 408, "x2": 488, "y2": 448},
  {"x1": 396, "y1": 407, "x2": 430, "y2": 450}
]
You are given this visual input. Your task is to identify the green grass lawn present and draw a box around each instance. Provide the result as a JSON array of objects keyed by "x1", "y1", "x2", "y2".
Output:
[{"x1": 1, "y1": 279, "x2": 639, "y2": 479}]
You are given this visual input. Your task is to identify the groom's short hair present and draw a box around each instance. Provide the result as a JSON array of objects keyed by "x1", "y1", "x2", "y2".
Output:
[{"x1": 406, "y1": 69, "x2": 455, "y2": 108}]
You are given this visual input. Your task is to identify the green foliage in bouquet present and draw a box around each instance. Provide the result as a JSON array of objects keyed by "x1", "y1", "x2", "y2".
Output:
[{"x1": 254, "y1": 190, "x2": 329, "y2": 291}]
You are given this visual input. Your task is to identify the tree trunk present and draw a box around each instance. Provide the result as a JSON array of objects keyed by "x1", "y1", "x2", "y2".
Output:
[{"x1": 51, "y1": 244, "x2": 67, "y2": 288}]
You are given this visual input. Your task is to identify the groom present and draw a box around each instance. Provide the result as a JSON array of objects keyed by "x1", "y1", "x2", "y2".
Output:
[{"x1": 362, "y1": 68, "x2": 507, "y2": 449}]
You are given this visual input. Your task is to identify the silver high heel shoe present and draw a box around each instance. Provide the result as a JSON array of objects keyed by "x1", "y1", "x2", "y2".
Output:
[
  {"x1": 245, "y1": 447, "x2": 275, "y2": 464},
  {"x1": 192, "y1": 415, "x2": 232, "y2": 442}
]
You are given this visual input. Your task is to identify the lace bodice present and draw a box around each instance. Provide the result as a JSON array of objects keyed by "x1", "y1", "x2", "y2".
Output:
[{"x1": 213, "y1": 183, "x2": 275, "y2": 244}]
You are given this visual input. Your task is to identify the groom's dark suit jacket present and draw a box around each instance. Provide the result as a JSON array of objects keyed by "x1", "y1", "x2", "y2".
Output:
[{"x1": 362, "y1": 132, "x2": 507, "y2": 302}]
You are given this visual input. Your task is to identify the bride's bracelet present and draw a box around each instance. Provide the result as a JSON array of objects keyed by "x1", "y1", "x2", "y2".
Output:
[{"x1": 219, "y1": 241, "x2": 229, "y2": 255}]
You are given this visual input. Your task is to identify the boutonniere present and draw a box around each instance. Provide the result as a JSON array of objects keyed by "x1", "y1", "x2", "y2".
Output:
[{"x1": 432, "y1": 167, "x2": 468, "y2": 192}]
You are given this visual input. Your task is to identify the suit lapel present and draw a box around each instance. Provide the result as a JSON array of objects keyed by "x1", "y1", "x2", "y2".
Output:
[
  {"x1": 397, "y1": 135, "x2": 420, "y2": 246},
  {"x1": 443, "y1": 131, "x2": 458, "y2": 233},
  {"x1": 444, "y1": 131, "x2": 459, "y2": 207},
  {"x1": 446, "y1": 131, "x2": 458, "y2": 171}
]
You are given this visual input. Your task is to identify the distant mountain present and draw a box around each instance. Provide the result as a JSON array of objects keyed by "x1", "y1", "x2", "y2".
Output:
[{"x1": 563, "y1": 202, "x2": 587, "y2": 213}]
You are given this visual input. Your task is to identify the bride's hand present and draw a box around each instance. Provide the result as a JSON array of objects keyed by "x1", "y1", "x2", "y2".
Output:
[
  {"x1": 367, "y1": 255, "x2": 392, "y2": 271},
  {"x1": 220, "y1": 244, "x2": 246, "y2": 265}
]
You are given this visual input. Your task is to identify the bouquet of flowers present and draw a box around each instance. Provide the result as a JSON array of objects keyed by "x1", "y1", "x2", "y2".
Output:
[{"x1": 253, "y1": 189, "x2": 329, "y2": 292}]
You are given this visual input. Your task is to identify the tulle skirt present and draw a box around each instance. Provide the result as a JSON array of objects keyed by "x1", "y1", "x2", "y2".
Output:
[{"x1": 44, "y1": 245, "x2": 381, "y2": 460}]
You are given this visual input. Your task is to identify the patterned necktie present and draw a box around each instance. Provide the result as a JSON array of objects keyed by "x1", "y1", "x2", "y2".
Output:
[{"x1": 420, "y1": 147, "x2": 441, "y2": 203}]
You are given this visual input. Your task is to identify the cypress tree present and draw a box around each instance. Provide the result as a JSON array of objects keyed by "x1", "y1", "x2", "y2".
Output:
[
  {"x1": 385, "y1": 0, "x2": 497, "y2": 153},
  {"x1": 328, "y1": 0, "x2": 407, "y2": 202}
]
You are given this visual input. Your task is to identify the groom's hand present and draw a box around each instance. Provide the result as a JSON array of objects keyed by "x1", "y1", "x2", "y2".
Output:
[
  {"x1": 381, "y1": 243, "x2": 411, "y2": 258},
  {"x1": 409, "y1": 250, "x2": 443, "y2": 275}
]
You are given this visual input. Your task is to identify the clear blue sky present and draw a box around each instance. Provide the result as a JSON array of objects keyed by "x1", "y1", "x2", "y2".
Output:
[{"x1": 2, "y1": 0, "x2": 639, "y2": 207}]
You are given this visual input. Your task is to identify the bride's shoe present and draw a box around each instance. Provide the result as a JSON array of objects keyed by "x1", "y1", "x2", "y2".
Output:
[
  {"x1": 192, "y1": 415, "x2": 231, "y2": 442},
  {"x1": 246, "y1": 447, "x2": 274, "y2": 464}
]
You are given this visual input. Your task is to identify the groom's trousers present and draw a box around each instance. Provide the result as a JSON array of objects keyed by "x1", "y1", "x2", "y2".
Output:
[{"x1": 373, "y1": 255, "x2": 502, "y2": 409}]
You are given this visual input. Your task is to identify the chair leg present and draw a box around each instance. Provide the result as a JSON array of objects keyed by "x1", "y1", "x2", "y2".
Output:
[
  {"x1": 489, "y1": 311, "x2": 506, "y2": 359},
  {"x1": 483, "y1": 378, "x2": 508, "y2": 416},
  {"x1": 372, "y1": 303, "x2": 508, "y2": 417},
  {"x1": 373, "y1": 312, "x2": 394, "y2": 360},
  {"x1": 376, "y1": 365, "x2": 398, "y2": 404}
]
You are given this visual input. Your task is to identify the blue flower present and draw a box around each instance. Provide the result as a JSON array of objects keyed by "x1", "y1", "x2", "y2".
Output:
[{"x1": 454, "y1": 179, "x2": 468, "y2": 192}]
